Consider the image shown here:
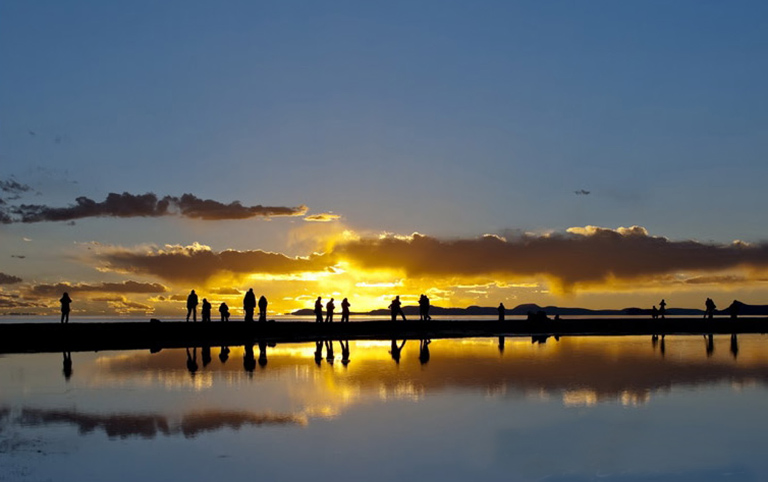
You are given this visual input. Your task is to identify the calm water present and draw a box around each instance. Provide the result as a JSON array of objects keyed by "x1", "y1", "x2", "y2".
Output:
[{"x1": 1, "y1": 335, "x2": 767, "y2": 481}]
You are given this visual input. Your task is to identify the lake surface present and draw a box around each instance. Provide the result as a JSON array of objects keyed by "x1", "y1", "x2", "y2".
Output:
[{"x1": 1, "y1": 335, "x2": 767, "y2": 481}]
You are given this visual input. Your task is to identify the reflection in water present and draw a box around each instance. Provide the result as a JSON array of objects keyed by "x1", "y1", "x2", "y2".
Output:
[
  {"x1": 218, "y1": 346, "x2": 230, "y2": 364},
  {"x1": 419, "y1": 339, "x2": 431, "y2": 365},
  {"x1": 498, "y1": 336, "x2": 505, "y2": 354},
  {"x1": 325, "y1": 340, "x2": 334, "y2": 364},
  {"x1": 389, "y1": 339, "x2": 406, "y2": 364},
  {"x1": 62, "y1": 352, "x2": 72, "y2": 381},
  {"x1": 704, "y1": 333, "x2": 715, "y2": 357},
  {"x1": 258, "y1": 340, "x2": 268, "y2": 368},
  {"x1": 340, "y1": 340, "x2": 350, "y2": 366},
  {"x1": 731, "y1": 333, "x2": 739, "y2": 359},
  {"x1": 314, "y1": 341, "x2": 323, "y2": 366},
  {"x1": 202, "y1": 345, "x2": 212, "y2": 368},
  {"x1": 243, "y1": 344, "x2": 255, "y2": 373},
  {"x1": 185, "y1": 347, "x2": 198, "y2": 376}
]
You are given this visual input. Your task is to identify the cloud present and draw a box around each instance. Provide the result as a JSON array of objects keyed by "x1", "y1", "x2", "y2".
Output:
[
  {"x1": 0, "y1": 272, "x2": 23, "y2": 284},
  {"x1": 96, "y1": 243, "x2": 332, "y2": 285},
  {"x1": 28, "y1": 281, "x2": 168, "y2": 297},
  {"x1": 0, "y1": 178, "x2": 33, "y2": 201},
  {"x1": 4, "y1": 192, "x2": 307, "y2": 223},
  {"x1": 332, "y1": 227, "x2": 768, "y2": 291},
  {"x1": 304, "y1": 213, "x2": 342, "y2": 222},
  {"x1": 0, "y1": 293, "x2": 45, "y2": 309}
]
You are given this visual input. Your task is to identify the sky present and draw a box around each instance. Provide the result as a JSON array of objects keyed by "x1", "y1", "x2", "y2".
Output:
[{"x1": 2, "y1": 0, "x2": 768, "y2": 317}]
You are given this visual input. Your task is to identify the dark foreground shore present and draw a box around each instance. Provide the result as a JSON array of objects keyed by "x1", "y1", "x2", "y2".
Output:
[{"x1": 1, "y1": 317, "x2": 767, "y2": 354}]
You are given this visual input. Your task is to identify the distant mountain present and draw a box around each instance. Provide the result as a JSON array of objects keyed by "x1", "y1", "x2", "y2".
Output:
[{"x1": 290, "y1": 300, "x2": 768, "y2": 317}]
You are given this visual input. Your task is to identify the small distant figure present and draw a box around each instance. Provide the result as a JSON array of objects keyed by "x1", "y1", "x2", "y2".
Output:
[
  {"x1": 658, "y1": 299, "x2": 666, "y2": 319},
  {"x1": 219, "y1": 302, "x2": 230, "y2": 322},
  {"x1": 704, "y1": 298, "x2": 716, "y2": 319},
  {"x1": 201, "y1": 298, "x2": 212, "y2": 322},
  {"x1": 418, "y1": 294, "x2": 432, "y2": 320},
  {"x1": 258, "y1": 295, "x2": 268, "y2": 322},
  {"x1": 243, "y1": 288, "x2": 256, "y2": 322},
  {"x1": 498, "y1": 303, "x2": 505, "y2": 321},
  {"x1": 389, "y1": 296, "x2": 406, "y2": 321},
  {"x1": 314, "y1": 297, "x2": 323, "y2": 323},
  {"x1": 727, "y1": 300, "x2": 741, "y2": 319},
  {"x1": 419, "y1": 339, "x2": 431, "y2": 364},
  {"x1": 325, "y1": 298, "x2": 335, "y2": 322},
  {"x1": 60, "y1": 292, "x2": 72, "y2": 323},
  {"x1": 340, "y1": 298, "x2": 351, "y2": 322},
  {"x1": 186, "y1": 290, "x2": 199, "y2": 322},
  {"x1": 651, "y1": 305, "x2": 658, "y2": 319},
  {"x1": 62, "y1": 352, "x2": 73, "y2": 380}
]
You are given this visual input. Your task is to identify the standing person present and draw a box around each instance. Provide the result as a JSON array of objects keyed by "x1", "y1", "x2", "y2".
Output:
[
  {"x1": 497, "y1": 303, "x2": 505, "y2": 321},
  {"x1": 60, "y1": 292, "x2": 72, "y2": 323},
  {"x1": 243, "y1": 288, "x2": 256, "y2": 322},
  {"x1": 418, "y1": 294, "x2": 427, "y2": 320},
  {"x1": 651, "y1": 306, "x2": 658, "y2": 319},
  {"x1": 389, "y1": 296, "x2": 406, "y2": 321},
  {"x1": 201, "y1": 298, "x2": 212, "y2": 322},
  {"x1": 340, "y1": 298, "x2": 351, "y2": 322},
  {"x1": 705, "y1": 298, "x2": 716, "y2": 319},
  {"x1": 325, "y1": 298, "x2": 335, "y2": 322},
  {"x1": 219, "y1": 302, "x2": 230, "y2": 322},
  {"x1": 659, "y1": 299, "x2": 667, "y2": 319},
  {"x1": 258, "y1": 295, "x2": 268, "y2": 322},
  {"x1": 314, "y1": 297, "x2": 323, "y2": 323},
  {"x1": 423, "y1": 295, "x2": 431, "y2": 320},
  {"x1": 186, "y1": 290, "x2": 199, "y2": 322}
]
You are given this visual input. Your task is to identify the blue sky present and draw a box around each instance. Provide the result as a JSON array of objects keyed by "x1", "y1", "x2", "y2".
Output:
[{"x1": 2, "y1": 1, "x2": 768, "y2": 315}]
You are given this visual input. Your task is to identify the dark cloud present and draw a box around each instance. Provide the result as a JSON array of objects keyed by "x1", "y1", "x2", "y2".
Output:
[
  {"x1": 0, "y1": 179, "x2": 32, "y2": 200},
  {"x1": 0, "y1": 272, "x2": 23, "y2": 284},
  {"x1": 10, "y1": 255, "x2": 26, "y2": 259},
  {"x1": 5, "y1": 192, "x2": 307, "y2": 223},
  {"x1": 0, "y1": 293, "x2": 45, "y2": 309},
  {"x1": 28, "y1": 281, "x2": 168, "y2": 297},
  {"x1": 332, "y1": 227, "x2": 768, "y2": 290},
  {"x1": 97, "y1": 244, "x2": 331, "y2": 284},
  {"x1": 304, "y1": 213, "x2": 342, "y2": 222}
]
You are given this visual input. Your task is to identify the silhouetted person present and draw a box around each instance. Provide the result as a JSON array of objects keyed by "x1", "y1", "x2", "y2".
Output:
[
  {"x1": 326, "y1": 298, "x2": 335, "y2": 322},
  {"x1": 704, "y1": 298, "x2": 716, "y2": 319},
  {"x1": 314, "y1": 297, "x2": 323, "y2": 323},
  {"x1": 62, "y1": 352, "x2": 73, "y2": 381},
  {"x1": 389, "y1": 296, "x2": 406, "y2": 321},
  {"x1": 389, "y1": 339, "x2": 406, "y2": 363},
  {"x1": 658, "y1": 299, "x2": 666, "y2": 319},
  {"x1": 341, "y1": 298, "x2": 351, "y2": 322},
  {"x1": 243, "y1": 289, "x2": 256, "y2": 322},
  {"x1": 730, "y1": 333, "x2": 739, "y2": 359},
  {"x1": 202, "y1": 345, "x2": 212, "y2": 367},
  {"x1": 201, "y1": 298, "x2": 212, "y2": 322},
  {"x1": 186, "y1": 347, "x2": 198, "y2": 375},
  {"x1": 554, "y1": 314, "x2": 560, "y2": 321},
  {"x1": 325, "y1": 340, "x2": 334, "y2": 363},
  {"x1": 219, "y1": 302, "x2": 230, "y2": 322},
  {"x1": 424, "y1": 295, "x2": 431, "y2": 320},
  {"x1": 60, "y1": 292, "x2": 72, "y2": 323},
  {"x1": 314, "y1": 341, "x2": 324, "y2": 366},
  {"x1": 498, "y1": 336, "x2": 505, "y2": 354},
  {"x1": 727, "y1": 300, "x2": 741, "y2": 319},
  {"x1": 243, "y1": 344, "x2": 256, "y2": 372},
  {"x1": 340, "y1": 340, "x2": 350, "y2": 366},
  {"x1": 651, "y1": 305, "x2": 658, "y2": 319},
  {"x1": 419, "y1": 294, "x2": 427, "y2": 320},
  {"x1": 497, "y1": 303, "x2": 505, "y2": 321},
  {"x1": 258, "y1": 295, "x2": 268, "y2": 322},
  {"x1": 219, "y1": 346, "x2": 230, "y2": 363},
  {"x1": 258, "y1": 340, "x2": 268, "y2": 368},
  {"x1": 419, "y1": 339, "x2": 431, "y2": 364},
  {"x1": 704, "y1": 333, "x2": 714, "y2": 357},
  {"x1": 186, "y1": 290, "x2": 199, "y2": 322}
]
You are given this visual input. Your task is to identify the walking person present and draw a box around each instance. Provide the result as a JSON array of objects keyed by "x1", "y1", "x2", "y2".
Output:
[
  {"x1": 243, "y1": 288, "x2": 256, "y2": 322},
  {"x1": 314, "y1": 296, "x2": 323, "y2": 323},
  {"x1": 389, "y1": 296, "x2": 406, "y2": 321},
  {"x1": 340, "y1": 298, "x2": 351, "y2": 322}
]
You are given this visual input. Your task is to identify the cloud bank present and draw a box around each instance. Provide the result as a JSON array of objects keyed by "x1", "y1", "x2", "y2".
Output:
[
  {"x1": 0, "y1": 272, "x2": 23, "y2": 284},
  {"x1": 28, "y1": 281, "x2": 168, "y2": 297},
  {"x1": 3, "y1": 192, "x2": 307, "y2": 223}
]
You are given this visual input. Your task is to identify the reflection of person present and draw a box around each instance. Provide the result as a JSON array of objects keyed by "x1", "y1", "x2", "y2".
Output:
[
  {"x1": 219, "y1": 346, "x2": 230, "y2": 363},
  {"x1": 314, "y1": 341, "x2": 323, "y2": 366},
  {"x1": 326, "y1": 298, "x2": 335, "y2": 322},
  {"x1": 340, "y1": 340, "x2": 350, "y2": 366},
  {"x1": 243, "y1": 344, "x2": 256, "y2": 372},
  {"x1": 325, "y1": 340, "x2": 334, "y2": 363},
  {"x1": 62, "y1": 352, "x2": 73, "y2": 380},
  {"x1": 201, "y1": 298, "x2": 212, "y2": 322},
  {"x1": 219, "y1": 302, "x2": 230, "y2": 322},
  {"x1": 341, "y1": 298, "x2": 350, "y2": 322},
  {"x1": 314, "y1": 297, "x2": 323, "y2": 323},
  {"x1": 60, "y1": 292, "x2": 72, "y2": 323},
  {"x1": 186, "y1": 347, "x2": 198, "y2": 375},
  {"x1": 419, "y1": 339, "x2": 431, "y2": 364},
  {"x1": 497, "y1": 303, "x2": 505, "y2": 321},
  {"x1": 389, "y1": 296, "x2": 406, "y2": 321},
  {"x1": 243, "y1": 289, "x2": 256, "y2": 322},
  {"x1": 730, "y1": 333, "x2": 739, "y2": 359},
  {"x1": 389, "y1": 339, "x2": 406, "y2": 363},
  {"x1": 258, "y1": 340, "x2": 268, "y2": 368},
  {"x1": 498, "y1": 336, "x2": 505, "y2": 354},
  {"x1": 704, "y1": 333, "x2": 714, "y2": 357},
  {"x1": 186, "y1": 290, "x2": 199, "y2": 322},
  {"x1": 258, "y1": 296, "x2": 268, "y2": 322}
]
